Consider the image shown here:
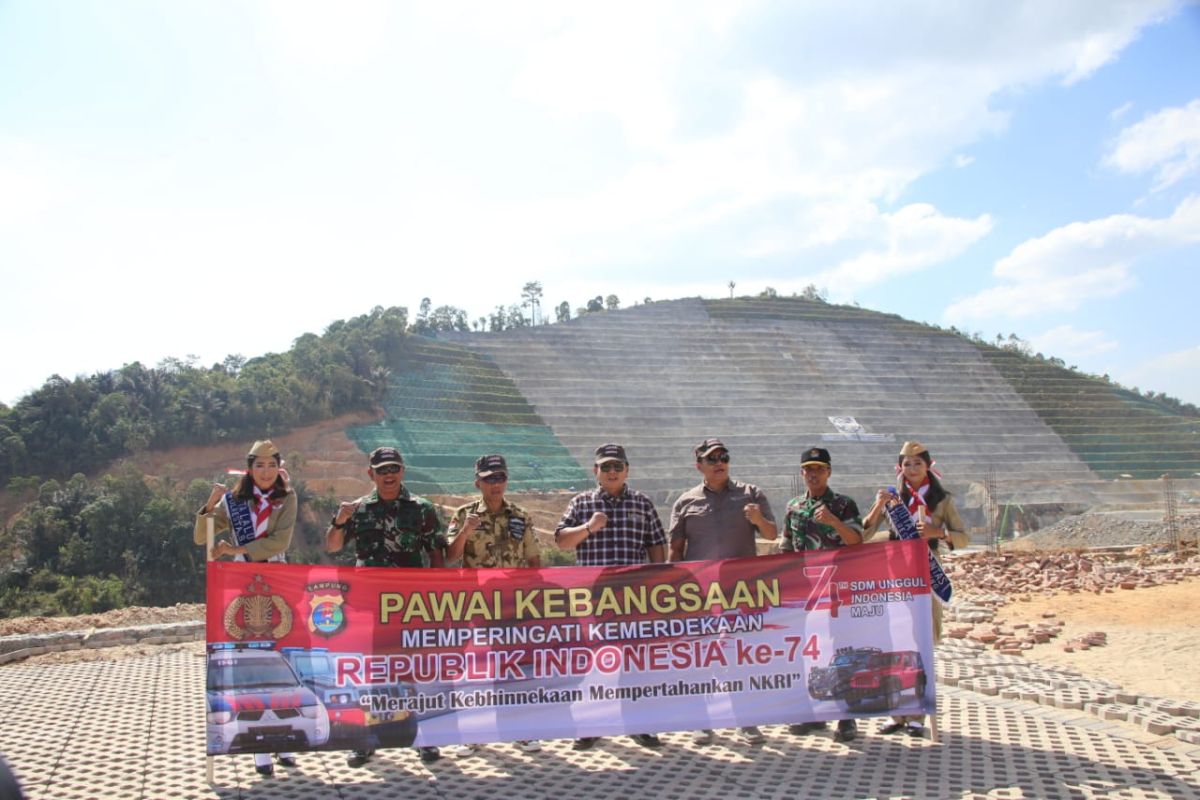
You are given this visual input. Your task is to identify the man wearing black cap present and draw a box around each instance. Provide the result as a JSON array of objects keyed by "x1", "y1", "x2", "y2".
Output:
[
  {"x1": 780, "y1": 446, "x2": 865, "y2": 743},
  {"x1": 326, "y1": 445, "x2": 448, "y2": 767},
  {"x1": 446, "y1": 454, "x2": 542, "y2": 757},
  {"x1": 555, "y1": 443, "x2": 668, "y2": 750},
  {"x1": 555, "y1": 444, "x2": 666, "y2": 567},
  {"x1": 669, "y1": 438, "x2": 776, "y2": 746},
  {"x1": 446, "y1": 455, "x2": 541, "y2": 570}
]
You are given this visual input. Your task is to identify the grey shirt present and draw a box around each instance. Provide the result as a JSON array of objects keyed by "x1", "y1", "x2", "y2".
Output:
[{"x1": 669, "y1": 478, "x2": 775, "y2": 561}]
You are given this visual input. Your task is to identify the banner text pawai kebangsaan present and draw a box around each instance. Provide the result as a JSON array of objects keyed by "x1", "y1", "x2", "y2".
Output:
[{"x1": 379, "y1": 579, "x2": 780, "y2": 624}]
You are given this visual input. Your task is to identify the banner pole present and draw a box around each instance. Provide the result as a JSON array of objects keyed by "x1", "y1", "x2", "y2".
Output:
[{"x1": 206, "y1": 514, "x2": 215, "y2": 785}]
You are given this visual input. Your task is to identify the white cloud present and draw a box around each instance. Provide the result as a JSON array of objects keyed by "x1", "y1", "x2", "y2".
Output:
[
  {"x1": 1120, "y1": 344, "x2": 1200, "y2": 406},
  {"x1": 1109, "y1": 101, "x2": 1134, "y2": 121},
  {"x1": 490, "y1": 0, "x2": 1178, "y2": 282},
  {"x1": 1104, "y1": 98, "x2": 1200, "y2": 190},
  {"x1": 1030, "y1": 325, "x2": 1118, "y2": 358},
  {"x1": 0, "y1": 137, "x2": 74, "y2": 224},
  {"x1": 813, "y1": 204, "x2": 993, "y2": 292},
  {"x1": 945, "y1": 195, "x2": 1200, "y2": 321},
  {"x1": 0, "y1": 1, "x2": 1188, "y2": 403}
]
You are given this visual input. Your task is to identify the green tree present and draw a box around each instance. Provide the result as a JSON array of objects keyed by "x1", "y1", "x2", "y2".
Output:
[
  {"x1": 801, "y1": 284, "x2": 827, "y2": 302},
  {"x1": 521, "y1": 281, "x2": 544, "y2": 325}
]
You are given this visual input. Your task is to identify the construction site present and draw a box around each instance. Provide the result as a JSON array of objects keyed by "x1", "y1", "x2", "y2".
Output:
[{"x1": 2, "y1": 296, "x2": 1198, "y2": 799}]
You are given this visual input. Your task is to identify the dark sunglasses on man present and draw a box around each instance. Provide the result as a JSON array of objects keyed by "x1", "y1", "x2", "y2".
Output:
[
  {"x1": 598, "y1": 462, "x2": 626, "y2": 473},
  {"x1": 480, "y1": 473, "x2": 508, "y2": 484},
  {"x1": 374, "y1": 464, "x2": 402, "y2": 475},
  {"x1": 701, "y1": 453, "x2": 731, "y2": 464}
]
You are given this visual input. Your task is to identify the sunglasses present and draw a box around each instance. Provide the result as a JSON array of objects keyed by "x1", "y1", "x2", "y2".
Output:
[
  {"x1": 598, "y1": 462, "x2": 626, "y2": 473},
  {"x1": 374, "y1": 464, "x2": 403, "y2": 475},
  {"x1": 701, "y1": 453, "x2": 731, "y2": 464},
  {"x1": 480, "y1": 473, "x2": 508, "y2": 484}
]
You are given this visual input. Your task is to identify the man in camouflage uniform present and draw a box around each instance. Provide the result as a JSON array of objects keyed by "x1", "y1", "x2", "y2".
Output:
[
  {"x1": 446, "y1": 454, "x2": 541, "y2": 570},
  {"x1": 780, "y1": 446, "x2": 865, "y2": 744},
  {"x1": 445, "y1": 454, "x2": 542, "y2": 757},
  {"x1": 326, "y1": 445, "x2": 447, "y2": 767}
]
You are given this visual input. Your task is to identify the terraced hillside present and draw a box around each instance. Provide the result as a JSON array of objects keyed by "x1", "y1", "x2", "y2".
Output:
[
  {"x1": 434, "y1": 298, "x2": 1199, "y2": 519},
  {"x1": 344, "y1": 338, "x2": 590, "y2": 495},
  {"x1": 976, "y1": 346, "x2": 1200, "y2": 480}
]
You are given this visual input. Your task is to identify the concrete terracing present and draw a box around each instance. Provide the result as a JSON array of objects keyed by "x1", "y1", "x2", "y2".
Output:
[{"x1": 443, "y1": 299, "x2": 1102, "y2": 515}]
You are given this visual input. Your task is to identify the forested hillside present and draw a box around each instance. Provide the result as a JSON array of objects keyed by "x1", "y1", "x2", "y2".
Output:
[{"x1": 0, "y1": 306, "x2": 409, "y2": 485}]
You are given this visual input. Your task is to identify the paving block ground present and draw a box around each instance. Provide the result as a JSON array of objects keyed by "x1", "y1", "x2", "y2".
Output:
[{"x1": 2, "y1": 649, "x2": 1199, "y2": 800}]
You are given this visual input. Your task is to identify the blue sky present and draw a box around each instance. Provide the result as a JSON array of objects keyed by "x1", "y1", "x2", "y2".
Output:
[{"x1": 1, "y1": 1, "x2": 1198, "y2": 406}]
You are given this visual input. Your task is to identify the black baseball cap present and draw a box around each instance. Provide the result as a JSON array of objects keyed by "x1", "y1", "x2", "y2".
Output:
[
  {"x1": 594, "y1": 443, "x2": 628, "y2": 464},
  {"x1": 475, "y1": 454, "x2": 508, "y2": 477},
  {"x1": 369, "y1": 446, "x2": 404, "y2": 468},
  {"x1": 694, "y1": 438, "x2": 728, "y2": 459},
  {"x1": 800, "y1": 447, "x2": 831, "y2": 467}
]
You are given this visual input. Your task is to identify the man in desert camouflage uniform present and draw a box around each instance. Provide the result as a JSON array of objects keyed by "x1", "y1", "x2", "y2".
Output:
[
  {"x1": 326, "y1": 445, "x2": 447, "y2": 767},
  {"x1": 446, "y1": 454, "x2": 542, "y2": 570},
  {"x1": 445, "y1": 454, "x2": 542, "y2": 756}
]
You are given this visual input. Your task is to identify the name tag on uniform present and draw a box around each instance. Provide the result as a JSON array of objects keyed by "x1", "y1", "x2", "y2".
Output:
[{"x1": 509, "y1": 517, "x2": 526, "y2": 540}]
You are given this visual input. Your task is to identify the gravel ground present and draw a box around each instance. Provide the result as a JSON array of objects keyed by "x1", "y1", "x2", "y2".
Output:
[
  {"x1": 1015, "y1": 513, "x2": 1200, "y2": 549},
  {"x1": 0, "y1": 603, "x2": 204, "y2": 637}
]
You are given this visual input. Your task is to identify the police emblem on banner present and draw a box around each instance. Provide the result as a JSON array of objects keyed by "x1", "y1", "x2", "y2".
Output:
[
  {"x1": 223, "y1": 574, "x2": 293, "y2": 640},
  {"x1": 305, "y1": 581, "x2": 350, "y2": 637}
]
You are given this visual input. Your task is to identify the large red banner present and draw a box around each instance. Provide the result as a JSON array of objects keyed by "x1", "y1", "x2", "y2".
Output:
[{"x1": 204, "y1": 540, "x2": 936, "y2": 755}]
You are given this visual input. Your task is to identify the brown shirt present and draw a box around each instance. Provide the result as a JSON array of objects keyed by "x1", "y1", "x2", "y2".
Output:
[{"x1": 669, "y1": 478, "x2": 775, "y2": 561}]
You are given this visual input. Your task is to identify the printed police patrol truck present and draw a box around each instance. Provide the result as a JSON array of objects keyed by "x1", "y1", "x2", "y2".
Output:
[{"x1": 206, "y1": 643, "x2": 331, "y2": 755}]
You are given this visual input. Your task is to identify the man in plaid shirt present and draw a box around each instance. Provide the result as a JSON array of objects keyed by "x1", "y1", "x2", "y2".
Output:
[
  {"x1": 555, "y1": 443, "x2": 667, "y2": 566},
  {"x1": 555, "y1": 443, "x2": 667, "y2": 749}
]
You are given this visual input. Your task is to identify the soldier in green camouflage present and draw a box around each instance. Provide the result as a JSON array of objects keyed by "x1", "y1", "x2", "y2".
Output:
[
  {"x1": 779, "y1": 446, "x2": 865, "y2": 744},
  {"x1": 325, "y1": 445, "x2": 447, "y2": 767},
  {"x1": 446, "y1": 454, "x2": 541, "y2": 569},
  {"x1": 326, "y1": 446, "x2": 447, "y2": 569}
]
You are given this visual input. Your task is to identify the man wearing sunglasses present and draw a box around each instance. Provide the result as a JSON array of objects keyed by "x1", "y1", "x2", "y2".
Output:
[
  {"x1": 326, "y1": 445, "x2": 448, "y2": 767},
  {"x1": 780, "y1": 446, "x2": 865, "y2": 744},
  {"x1": 446, "y1": 454, "x2": 542, "y2": 569},
  {"x1": 668, "y1": 438, "x2": 776, "y2": 746},
  {"x1": 555, "y1": 443, "x2": 668, "y2": 751},
  {"x1": 445, "y1": 454, "x2": 543, "y2": 758}
]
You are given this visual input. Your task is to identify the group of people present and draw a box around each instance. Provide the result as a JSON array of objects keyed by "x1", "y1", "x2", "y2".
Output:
[{"x1": 196, "y1": 435, "x2": 966, "y2": 774}]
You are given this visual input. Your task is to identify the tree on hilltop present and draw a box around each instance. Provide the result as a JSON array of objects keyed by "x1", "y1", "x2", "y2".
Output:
[{"x1": 521, "y1": 281, "x2": 544, "y2": 326}]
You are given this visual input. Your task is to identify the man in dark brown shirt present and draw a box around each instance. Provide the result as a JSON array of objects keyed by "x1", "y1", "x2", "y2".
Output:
[{"x1": 669, "y1": 438, "x2": 777, "y2": 746}]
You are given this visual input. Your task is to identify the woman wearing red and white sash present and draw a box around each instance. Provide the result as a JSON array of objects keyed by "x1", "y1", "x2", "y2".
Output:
[
  {"x1": 862, "y1": 440, "x2": 968, "y2": 737},
  {"x1": 193, "y1": 439, "x2": 297, "y2": 775}
]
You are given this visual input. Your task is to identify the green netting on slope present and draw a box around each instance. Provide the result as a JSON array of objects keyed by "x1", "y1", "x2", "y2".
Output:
[
  {"x1": 345, "y1": 346, "x2": 590, "y2": 494},
  {"x1": 972, "y1": 347, "x2": 1200, "y2": 480},
  {"x1": 705, "y1": 298, "x2": 1200, "y2": 479},
  {"x1": 346, "y1": 418, "x2": 589, "y2": 494}
]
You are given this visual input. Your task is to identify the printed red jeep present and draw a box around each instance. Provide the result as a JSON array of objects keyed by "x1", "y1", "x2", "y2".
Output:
[{"x1": 844, "y1": 650, "x2": 928, "y2": 710}]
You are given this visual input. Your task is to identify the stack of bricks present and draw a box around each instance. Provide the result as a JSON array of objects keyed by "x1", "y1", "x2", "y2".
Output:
[{"x1": 942, "y1": 550, "x2": 1200, "y2": 597}]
